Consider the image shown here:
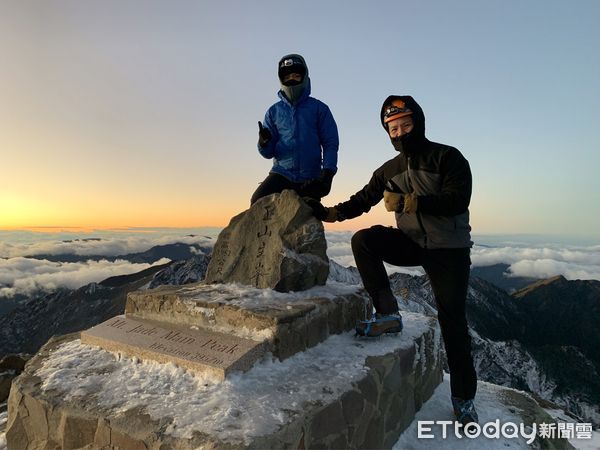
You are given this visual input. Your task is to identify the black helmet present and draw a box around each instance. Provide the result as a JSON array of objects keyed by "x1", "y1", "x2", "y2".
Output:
[{"x1": 278, "y1": 54, "x2": 308, "y2": 82}]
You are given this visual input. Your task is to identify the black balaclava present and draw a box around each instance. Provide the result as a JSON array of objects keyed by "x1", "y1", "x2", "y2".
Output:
[
  {"x1": 278, "y1": 54, "x2": 309, "y2": 104},
  {"x1": 380, "y1": 95, "x2": 426, "y2": 156}
]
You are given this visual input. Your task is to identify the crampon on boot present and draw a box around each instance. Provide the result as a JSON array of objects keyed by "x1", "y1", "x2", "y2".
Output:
[
  {"x1": 355, "y1": 313, "x2": 403, "y2": 338},
  {"x1": 452, "y1": 397, "x2": 479, "y2": 432}
]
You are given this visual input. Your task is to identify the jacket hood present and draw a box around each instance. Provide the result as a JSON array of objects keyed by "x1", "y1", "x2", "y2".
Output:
[
  {"x1": 380, "y1": 95, "x2": 426, "y2": 138},
  {"x1": 278, "y1": 54, "x2": 309, "y2": 81},
  {"x1": 277, "y1": 53, "x2": 310, "y2": 104}
]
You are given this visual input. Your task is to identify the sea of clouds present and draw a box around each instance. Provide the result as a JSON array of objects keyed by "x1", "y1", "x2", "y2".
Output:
[
  {"x1": 0, "y1": 229, "x2": 219, "y2": 258},
  {"x1": 0, "y1": 257, "x2": 172, "y2": 298},
  {"x1": 471, "y1": 244, "x2": 600, "y2": 280},
  {"x1": 326, "y1": 231, "x2": 600, "y2": 281},
  {"x1": 0, "y1": 228, "x2": 598, "y2": 298},
  {"x1": 0, "y1": 229, "x2": 218, "y2": 298}
]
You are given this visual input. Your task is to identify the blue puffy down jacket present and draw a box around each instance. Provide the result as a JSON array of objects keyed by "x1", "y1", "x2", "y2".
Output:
[{"x1": 257, "y1": 79, "x2": 339, "y2": 183}]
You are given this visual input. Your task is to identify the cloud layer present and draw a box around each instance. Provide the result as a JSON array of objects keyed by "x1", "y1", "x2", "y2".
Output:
[
  {"x1": 327, "y1": 231, "x2": 600, "y2": 282},
  {"x1": 470, "y1": 243, "x2": 600, "y2": 280},
  {"x1": 0, "y1": 232, "x2": 216, "y2": 258},
  {"x1": 1, "y1": 230, "x2": 598, "y2": 300},
  {"x1": 0, "y1": 257, "x2": 171, "y2": 298}
]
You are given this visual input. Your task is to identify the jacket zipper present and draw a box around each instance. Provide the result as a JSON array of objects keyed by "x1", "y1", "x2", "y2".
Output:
[
  {"x1": 407, "y1": 156, "x2": 428, "y2": 248},
  {"x1": 292, "y1": 105, "x2": 298, "y2": 180}
]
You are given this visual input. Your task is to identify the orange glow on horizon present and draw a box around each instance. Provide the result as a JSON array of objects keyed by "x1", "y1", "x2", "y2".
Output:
[{"x1": 0, "y1": 190, "x2": 398, "y2": 233}]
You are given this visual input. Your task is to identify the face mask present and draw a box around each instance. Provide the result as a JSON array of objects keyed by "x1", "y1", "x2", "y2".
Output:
[
  {"x1": 281, "y1": 76, "x2": 308, "y2": 104},
  {"x1": 282, "y1": 78, "x2": 302, "y2": 86},
  {"x1": 390, "y1": 132, "x2": 421, "y2": 154}
]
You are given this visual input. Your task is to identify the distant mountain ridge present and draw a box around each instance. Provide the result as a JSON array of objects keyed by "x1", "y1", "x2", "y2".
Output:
[
  {"x1": 470, "y1": 263, "x2": 541, "y2": 293},
  {"x1": 0, "y1": 251, "x2": 212, "y2": 358},
  {"x1": 22, "y1": 242, "x2": 212, "y2": 264},
  {"x1": 0, "y1": 242, "x2": 213, "y2": 317},
  {"x1": 0, "y1": 264, "x2": 167, "y2": 357}
]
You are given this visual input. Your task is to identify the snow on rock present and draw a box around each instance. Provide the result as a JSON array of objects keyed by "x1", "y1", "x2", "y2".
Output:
[
  {"x1": 395, "y1": 374, "x2": 594, "y2": 449},
  {"x1": 33, "y1": 313, "x2": 433, "y2": 444},
  {"x1": 126, "y1": 280, "x2": 367, "y2": 361},
  {"x1": 177, "y1": 279, "x2": 361, "y2": 310}
]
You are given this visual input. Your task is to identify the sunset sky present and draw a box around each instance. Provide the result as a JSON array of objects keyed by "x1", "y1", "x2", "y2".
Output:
[{"x1": 1, "y1": 0, "x2": 599, "y2": 238}]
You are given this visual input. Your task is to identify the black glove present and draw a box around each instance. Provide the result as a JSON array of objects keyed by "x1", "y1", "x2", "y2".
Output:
[
  {"x1": 303, "y1": 197, "x2": 339, "y2": 222},
  {"x1": 258, "y1": 121, "x2": 272, "y2": 147},
  {"x1": 300, "y1": 169, "x2": 335, "y2": 199}
]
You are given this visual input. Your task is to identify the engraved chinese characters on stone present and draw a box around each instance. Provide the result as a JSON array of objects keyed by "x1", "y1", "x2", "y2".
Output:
[
  {"x1": 253, "y1": 204, "x2": 275, "y2": 284},
  {"x1": 204, "y1": 190, "x2": 329, "y2": 291},
  {"x1": 81, "y1": 316, "x2": 265, "y2": 380}
]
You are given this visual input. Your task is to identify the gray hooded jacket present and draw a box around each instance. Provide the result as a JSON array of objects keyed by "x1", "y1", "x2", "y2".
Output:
[{"x1": 334, "y1": 96, "x2": 473, "y2": 249}]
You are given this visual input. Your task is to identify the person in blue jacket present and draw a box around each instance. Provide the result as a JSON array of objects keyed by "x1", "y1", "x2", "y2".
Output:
[{"x1": 251, "y1": 54, "x2": 339, "y2": 204}]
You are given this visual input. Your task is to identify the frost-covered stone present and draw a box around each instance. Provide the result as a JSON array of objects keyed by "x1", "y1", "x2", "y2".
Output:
[
  {"x1": 204, "y1": 190, "x2": 329, "y2": 292},
  {"x1": 6, "y1": 313, "x2": 443, "y2": 450},
  {"x1": 126, "y1": 281, "x2": 366, "y2": 361}
]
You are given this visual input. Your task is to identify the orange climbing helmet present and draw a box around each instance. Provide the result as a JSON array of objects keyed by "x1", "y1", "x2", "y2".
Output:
[{"x1": 382, "y1": 99, "x2": 413, "y2": 125}]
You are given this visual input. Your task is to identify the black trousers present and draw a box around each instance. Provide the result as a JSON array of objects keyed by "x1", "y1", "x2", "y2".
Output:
[
  {"x1": 251, "y1": 173, "x2": 305, "y2": 205},
  {"x1": 351, "y1": 225, "x2": 477, "y2": 400}
]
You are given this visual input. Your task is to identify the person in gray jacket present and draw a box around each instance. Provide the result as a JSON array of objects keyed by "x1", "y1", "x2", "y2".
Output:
[{"x1": 306, "y1": 95, "x2": 478, "y2": 427}]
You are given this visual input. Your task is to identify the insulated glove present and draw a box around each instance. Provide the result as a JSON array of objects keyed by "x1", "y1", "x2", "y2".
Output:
[
  {"x1": 403, "y1": 192, "x2": 418, "y2": 214},
  {"x1": 383, "y1": 191, "x2": 405, "y2": 212},
  {"x1": 301, "y1": 169, "x2": 335, "y2": 199},
  {"x1": 303, "y1": 197, "x2": 339, "y2": 222},
  {"x1": 257, "y1": 121, "x2": 272, "y2": 148}
]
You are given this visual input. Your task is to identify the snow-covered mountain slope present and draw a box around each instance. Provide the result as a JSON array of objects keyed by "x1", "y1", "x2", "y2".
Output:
[
  {"x1": 331, "y1": 263, "x2": 600, "y2": 427},
  {"x1": 395, "y1": 374, "x2": 599, "y2": 449}
]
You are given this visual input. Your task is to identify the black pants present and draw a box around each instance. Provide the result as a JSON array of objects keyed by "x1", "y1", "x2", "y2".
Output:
[
  {"x1": 351, "y1": 225, "x2": 477, "y2": 400},
  {"x1": 251, "y1": 173, "x2": 305, "y2": 205}
]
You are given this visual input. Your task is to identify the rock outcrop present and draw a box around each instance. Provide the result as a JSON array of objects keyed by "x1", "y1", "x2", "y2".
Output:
[
  {"x1": 204, "y1": 190, "x2": 329, "y2": 292},
  {"x1": 0, "y1": 354, "x2": 29, "y2": 403}
]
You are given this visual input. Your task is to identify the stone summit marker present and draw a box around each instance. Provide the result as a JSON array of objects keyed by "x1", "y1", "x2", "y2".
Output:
[
  {"x1": 204, "y1": 189, "x2": 329, "y2": 291},
  {"x1": 76, "y1": 192, "x2": 340, "y2": 382},
  {"x1": 81, "y1": 316, "x2": 265, "y2": 380}
]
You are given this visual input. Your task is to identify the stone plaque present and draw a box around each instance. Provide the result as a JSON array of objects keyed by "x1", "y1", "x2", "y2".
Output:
[{"x1": 81, "y1": 316, "x2": 265, "y2": 380}]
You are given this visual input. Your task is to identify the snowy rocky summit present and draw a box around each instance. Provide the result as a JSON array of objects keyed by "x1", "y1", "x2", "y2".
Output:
[
  {"x1": 1, "y1": 227, "x2": 599, "y2": 449},
  {"x1": 6, "y1": 312, "x2": 444, "y2": 449}
]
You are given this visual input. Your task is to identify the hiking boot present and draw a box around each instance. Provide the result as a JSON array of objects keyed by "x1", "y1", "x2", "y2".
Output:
[
  {"x1": 452, "y1": 396, "x2": 478, "y2": 430},
  {"x1": 355, "y1": 313, "x2": 403, "y2": 337}
]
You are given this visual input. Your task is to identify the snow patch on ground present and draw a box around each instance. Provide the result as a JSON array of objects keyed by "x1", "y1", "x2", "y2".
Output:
[
  {"x1": 34, "y1": 313, "x2": 433, "y2": 444},
  {"x1": 395, "y1": 374, "x2": 600, "y2": 450},
  {"x1": 395, "y1": 375, "x2": 530, "y2": 449},
  {"x1": 544, "y1": 408, "x2": 600, "y2": 450}
]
